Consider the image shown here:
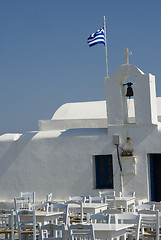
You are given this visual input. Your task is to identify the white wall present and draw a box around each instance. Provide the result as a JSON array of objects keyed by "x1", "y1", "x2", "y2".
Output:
[
  {"x1": 0, "y1": 63, "x2": 161, "y2": 203},
  {"x1": 0, "y1": 121, "x2": 161, "y2": 202},
  {"x1": 105, "y1": 64, "x2": 158, "y2": 126},
  {"x1": 0, "y1": 129, "x2": 110, "y2": 201}
]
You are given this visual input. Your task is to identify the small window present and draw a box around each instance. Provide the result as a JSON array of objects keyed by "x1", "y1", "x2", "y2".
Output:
[{"x1": 94, "y1": 155, "x2": 114, "y2": 189}]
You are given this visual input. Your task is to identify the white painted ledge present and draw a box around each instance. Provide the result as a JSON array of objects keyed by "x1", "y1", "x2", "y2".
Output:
[{"x1": 38, "y1": 119, "x2": 108, "y2": 131}]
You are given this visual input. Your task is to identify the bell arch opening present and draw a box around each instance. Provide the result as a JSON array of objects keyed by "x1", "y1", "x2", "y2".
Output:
[{"x1": 122, "y1": 76, "x2": 136, "y2": 124}]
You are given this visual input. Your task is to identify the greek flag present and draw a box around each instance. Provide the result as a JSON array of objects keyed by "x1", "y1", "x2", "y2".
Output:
[{"x1": 87, "y1": 27, "x2": 105, "y2": 47}]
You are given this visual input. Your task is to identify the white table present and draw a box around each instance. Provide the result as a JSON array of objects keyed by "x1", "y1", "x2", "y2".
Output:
[
  {"x1": 36, "y1": 211, "x2": 64, "y2": 224},
  {"x1": 65, "y1": 223, "x2": 135, "y2": 240},
  {"x1": 93, "y1": 223, "x2": 134, "y2": 240},
  {"x1": 68, "y1": 203, "x2": 108, "y2": 215},
  {"x1": 115, "y1": 197, "x2": 135, "y2": 212},
  {"x1": 14, "y1": 211, "x2": 63, "y2": 225},
  {"x1": 82, "y1": 203, "x2": 108, "y2": 214}
]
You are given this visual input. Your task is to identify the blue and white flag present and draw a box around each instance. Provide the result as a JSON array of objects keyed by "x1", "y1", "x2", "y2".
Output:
[{"x1": 87, "y1": 27, "x2": 105, "y2": 47}]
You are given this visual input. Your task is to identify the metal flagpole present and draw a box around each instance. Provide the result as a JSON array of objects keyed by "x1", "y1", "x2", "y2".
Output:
[{"x1": 104, "y1": 16, "x2": 109, "y2": 78}]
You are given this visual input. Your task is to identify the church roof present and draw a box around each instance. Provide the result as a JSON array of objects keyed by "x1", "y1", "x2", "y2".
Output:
[
  {"x1": 52, "y1": 97, "x2": 161, "y2": 123},
  {"x1": 52, "y1": 101, "x2": 107, "y2": 120}
]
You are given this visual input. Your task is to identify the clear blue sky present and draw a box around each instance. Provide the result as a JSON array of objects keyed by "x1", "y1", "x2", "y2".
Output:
[{"x1": 0, "y1": 0, "x2": 161, "y2": 135}]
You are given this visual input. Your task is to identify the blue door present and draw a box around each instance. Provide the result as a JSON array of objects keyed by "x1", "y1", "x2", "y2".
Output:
[
  {"x1": 95, "y1": 155, "x2": 114, "y2": 189},
  {"x1": 149, "y1": 154, "x2": 161, "y2": 201}
]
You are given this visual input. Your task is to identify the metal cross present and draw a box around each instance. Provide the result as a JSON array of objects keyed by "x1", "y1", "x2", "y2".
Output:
[{"x1": 122, "y1": 48, "x2": 132, "y2": 64}]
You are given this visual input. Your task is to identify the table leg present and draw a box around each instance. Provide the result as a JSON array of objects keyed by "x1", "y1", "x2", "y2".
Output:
[{"x1": 125, "y1": 203, "x2": 128, "y2": 212}]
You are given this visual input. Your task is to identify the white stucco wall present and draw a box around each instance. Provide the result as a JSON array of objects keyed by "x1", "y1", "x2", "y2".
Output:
[
  {"x1": 0, "y1": 129, "x2": 110, "y2": 201},
  {"x1": 1, "y1": 122, "x2": 161, "y2": 202},
  {"x1": 0, "y1": 63, "x2": 161, "y2": 204}
]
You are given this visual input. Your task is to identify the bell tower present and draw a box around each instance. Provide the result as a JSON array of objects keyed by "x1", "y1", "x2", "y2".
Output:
[{"x1": 105, "y1": 50, "x2": 158, "y2": 126}]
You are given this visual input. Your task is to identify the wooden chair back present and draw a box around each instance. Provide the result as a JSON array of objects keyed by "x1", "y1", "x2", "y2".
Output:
[
  {"x1": 39, "y1": 223, "x2": 66, "y2": 240},
  {"x1": 50, "y1": 203, "x2": 69, "y2": 225},
  {"x1": 16, "y1": 209, "x2": 37, "y2": 240},
  {"x1": 115, "y1": 212, "x2": 141, "y2": 240},
  {"x1": 119, "y1": 191, "x2": 135, "y2": 197},
  {"x1": 20, "y1": 192, "x2": 35, "y2": 204},
  {"x1": 139, "y1": 209, "x2": 160, "y2": 240},
  {"x1": 88, "y1": 196, "x2": 106, "y2": 203},
  {"x1": 86, "y1": 213, "x2": 109, "y2": 223},
  {"x1": 14, "y1": 196, "x2": 32, "y2": 211},
  {"x1": 68, "y1": 223, "x2": 95, "y2": 240},
  {"x1": 66, "y1": 200, "x2": 83, "y2": 223},
  {"x1": 0, "y1": 209, "x2": 14, "y2": 240},
  {"x1": 69, "y1": 196, "x2": 86, "y2": 203}
]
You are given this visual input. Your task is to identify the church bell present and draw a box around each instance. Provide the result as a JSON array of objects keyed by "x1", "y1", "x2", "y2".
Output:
[{"x1": 123, "y1": 82, "x2": 134, "y2": 98}]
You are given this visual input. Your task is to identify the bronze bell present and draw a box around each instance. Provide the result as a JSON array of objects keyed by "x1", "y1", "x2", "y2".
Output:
[{"x1": 123, "y1": 82, "x2": 134, "y2": 98}]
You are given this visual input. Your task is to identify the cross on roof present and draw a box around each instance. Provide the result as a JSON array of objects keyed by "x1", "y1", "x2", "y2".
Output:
[{"x1": 122, "y1": 48, "x2": 132, "y2": 64}]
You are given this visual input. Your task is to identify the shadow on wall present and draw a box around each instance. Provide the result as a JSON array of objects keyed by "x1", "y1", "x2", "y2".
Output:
[
  {"x1": 59, "y1": 128, "x2": 107, "y2": 137},
  {"x1": 0, "y1": 132, "x2": 37, "y2": 179}
]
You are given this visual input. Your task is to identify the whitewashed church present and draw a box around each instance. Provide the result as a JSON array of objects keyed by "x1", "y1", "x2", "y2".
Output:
[{"x1": 0, "y1": 49, "x2": 161, "y2": 203}]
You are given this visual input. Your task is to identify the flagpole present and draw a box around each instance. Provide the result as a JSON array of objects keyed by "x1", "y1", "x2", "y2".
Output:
[{"x1": 104, "y1": 16, "x2": 109, "y2": 78}]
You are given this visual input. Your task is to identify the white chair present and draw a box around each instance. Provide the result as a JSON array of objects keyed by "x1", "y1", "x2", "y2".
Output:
[
  {"x1": 44, "y1": 193, "x2": 53, "y2": 212},
  {"x1": 46, "y1": 193, "x2": 53, "y2": 203},
  {"x1": 88, "y1": 195, "x2": 106, "y2": 203},
  {"x1": 69, "y1": 196, "x2": 86, "y2": 203},
  {"x1": 0, "y1": 209, "x2": 14, "y2": 240},
  {"x1": 144, "y1": 201, "x2": 161, "y2": 211},
  {"x1": 119, "y1": 191, "x2": 135, "y2": 211},
  {"x1": 102, "y1": 208, "x2": 122, "y2": 214},
  {"x1": 39, "y1": 223, "x2": 66, "y2": 240},
  {"x1": 119, "y1": 191, "x2": 135, "y2": 197},
  {"x1": 99, "y1": 190, "x2": 116, "y2": 208},
  {"x1": 50, "y1": 203, "x2": 69, "y2": 225},
  {"x1": 66, "y1": 200, "x2": 83, "y2": 223},
  {"x1": 139, "y1": 209, "x2": 160, "y2": 240},
  {"x1": 34, "y1": 201, "x2": 47, "y2": 211},
  {"x1": 35, "y1": 193, "x2": 53, "y2": 212},
  {"x1": 102, "y1": 208, "x2": 122, "y2": 223},
  {"x1": 68, "y1": 223, "x2": 95, "y2": 240},
  {"x1": 14, "y1": 196, "x2": 33, "y2": 211},
  {"x1": 86, "y1": 213, "x2": 109, "y2": 223},
  {"x1": 133, "y1": 203, "x2": 155, "y2": 212},
  {"x1": 21, "y1": 192, "x2": 35, "y2": 205},
  {"x1": 16, "y1": 209, "x2": 38, "y2": 240},
  {"x1": 115, "y1": 212, "x2": 141, "y2": 240},
  {"x1": 99, "y1": 190, "x2": 115, "y2": 197},
  {"x1": 106, "y1": 197, "x2": 116, "y2": 209}
]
